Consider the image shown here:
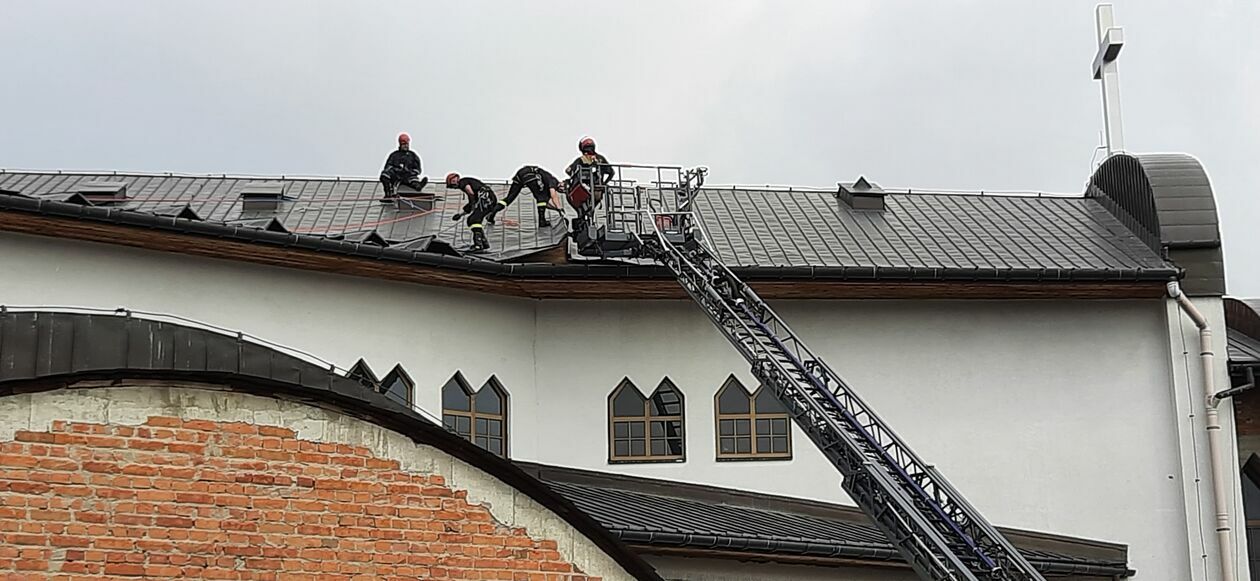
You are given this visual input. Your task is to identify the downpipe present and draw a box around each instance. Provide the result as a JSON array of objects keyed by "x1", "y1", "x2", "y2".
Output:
[{"x1": 1168, "y1": 281, "x2": 1236, "y2": 581}]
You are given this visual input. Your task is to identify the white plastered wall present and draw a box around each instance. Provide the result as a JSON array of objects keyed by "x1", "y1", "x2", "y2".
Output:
[{"x1": 0, "y1": 231, "x2": 1241, "y2": 579}]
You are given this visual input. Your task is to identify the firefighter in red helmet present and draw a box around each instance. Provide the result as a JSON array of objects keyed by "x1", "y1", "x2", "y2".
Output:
[
  {"x1": 445, "y1": 172, "x2": 497, "y2": 253},
  {"x1": 565, "y1": 137, "x2": 613, "y2": 188},
  {"x1": 379, "y1": 132, "x2": 427, "y2": 199},
  {"x1": 564, "y1": 137, "x2": 613, "y2": 237}
]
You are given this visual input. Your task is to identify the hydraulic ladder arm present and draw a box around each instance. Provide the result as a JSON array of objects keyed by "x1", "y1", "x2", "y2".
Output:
[{"x1": 631, "y1": 202, "x2": 1046, "y2": 581}]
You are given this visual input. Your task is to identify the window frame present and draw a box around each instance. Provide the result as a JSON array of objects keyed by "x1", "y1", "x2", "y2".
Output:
[
  {"x1": 714, "y1": 376, "x2": 792, "y2": 462},
  {"x1": 607, "y1": 377, "x2": 686, "y2": 464},
  {"x1": 441, "y1": 373, "x2": 510, "y2": 458},
  {"x1": 380, "y1": 364, "x2": 414, "y2": 407}
]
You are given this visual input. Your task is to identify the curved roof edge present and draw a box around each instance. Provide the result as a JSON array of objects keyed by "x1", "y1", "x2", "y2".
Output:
[
  {"x1": 0, "y1": 310, "x2": 663, "y2": 581},
  {"x1": 1087, "y1": 153, "x2": 1225, "y2": 295},
  {"x1": 1226, "y1": 298, "x2": 1260, "y2": 366}
]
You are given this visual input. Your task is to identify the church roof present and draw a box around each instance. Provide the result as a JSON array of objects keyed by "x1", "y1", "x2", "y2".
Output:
[
  {"x1": 519, "y1": 462, "x2": 1134, "y2": 578},
  {"x1": 1, "y1": 156, "x2": 1224, "y2": 298}
]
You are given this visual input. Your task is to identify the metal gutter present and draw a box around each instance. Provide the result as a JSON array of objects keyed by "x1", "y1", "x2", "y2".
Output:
[
  {"x1": 0, "y1": 193, "x2": 1182, "y2": 283},
  {"x1": 613, "y1": 530, "x2": 1134, "y2": 577}
]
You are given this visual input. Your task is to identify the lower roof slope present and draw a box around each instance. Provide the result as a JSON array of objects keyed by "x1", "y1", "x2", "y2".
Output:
[{"x1": 520, "y1": 462, "x2": 1133, "y2": 578}]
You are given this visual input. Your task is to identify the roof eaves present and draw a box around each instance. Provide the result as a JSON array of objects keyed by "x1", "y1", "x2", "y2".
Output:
[{"x1": 0, "y1": 193, "x2": 1181, "y2": 284}]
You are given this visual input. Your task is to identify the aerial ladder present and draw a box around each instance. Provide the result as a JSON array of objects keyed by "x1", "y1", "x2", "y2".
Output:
[{"x1": 563, "y1": 165, "x2": 1047, "y2": 581}]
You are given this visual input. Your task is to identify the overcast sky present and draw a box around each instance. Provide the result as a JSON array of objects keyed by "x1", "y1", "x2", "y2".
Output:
[{"x1": 2, "y1": 1, "x2": 1257, "y2": 294}]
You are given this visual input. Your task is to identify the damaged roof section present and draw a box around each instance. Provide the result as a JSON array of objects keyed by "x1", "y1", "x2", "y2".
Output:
[{"x1": 0, "y1": 171, "x2": 567, "y2": 260}]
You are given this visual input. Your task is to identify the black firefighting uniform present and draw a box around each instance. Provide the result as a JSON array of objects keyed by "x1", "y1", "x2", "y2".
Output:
[
  {"x1": 565, "y1": 153, "x2": 614, "y2": 189},
  {"x1": 455, "y1": 177, "x2": 498, "y2": 242},
  {"x1": 379, "y1": 148, "x2": 425, "y2": 195},
  {"x1": 564, "y1": 154, "x2": 612, "y2": 233},
  {"x1": 497, "y1": 165, "x2": 560, "y2": 224}
]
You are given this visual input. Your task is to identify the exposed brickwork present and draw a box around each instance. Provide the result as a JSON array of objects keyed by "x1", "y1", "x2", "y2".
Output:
[{"x1": 0, "y1": 416, "x2": 599, "y2": 580}]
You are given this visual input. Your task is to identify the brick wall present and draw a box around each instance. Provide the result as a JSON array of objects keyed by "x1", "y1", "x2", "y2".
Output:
[{"x1": 0, "y1": 413, "x2": 600, "y2": 580}]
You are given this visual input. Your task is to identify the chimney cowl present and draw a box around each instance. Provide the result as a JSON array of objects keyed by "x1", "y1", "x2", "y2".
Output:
[{"x1": 837, "y1": 176, "x2": 886, "y2": 211}]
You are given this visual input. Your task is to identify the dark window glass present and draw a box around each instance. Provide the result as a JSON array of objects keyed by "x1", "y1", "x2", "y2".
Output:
[
  {"x1": 649, "y1": 385, "x2": 682, "y2": 416},
  {"x1": 754, "y1": 388, "x2": 785, "y2": 414},
  {"x1": 717, "y1": 384, "x2": 750, "y2": 414},
  {"x1": 614, "y1": 441, "x2": 630, "y2": 456},
  {"x1": 475, "y1": 385, "x2": 502, "y2": 414},
  {"x1": 770, "y1": 418, "x2": 788, "y2": 435},
  {"x1": 630, "y1": 440, "x2": 645, "y2": 456},
  {"x1": 719, "y1": 419, "x2": 735, "y2": 436},
  {"x1": 612, "y1": 385, "x2": 646, "y2": 417},
  {"x1": 772, "y1": 437, "x2": 788, "y2": 454},
  {"x1": 442, "y1": 415, "x2": 457, "y2": 431},
  {"x1": 630, "y1": 422, "x2": 645, "y2": 438},
  {"x1": 756, "y1": 436, "x2": 772, "y2": 454},
  {"x1": 442, "y1": 378, "x2": 471, "y2": 412}
]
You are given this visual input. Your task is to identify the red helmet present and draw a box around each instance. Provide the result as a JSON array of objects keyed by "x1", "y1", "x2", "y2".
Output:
[
  {"x1": 445, "y1": 172, "x2": 460, "y2": 188},
  {"x1": 578, "y1": 137, "x2": 596, "y2": 154},
  {"x1": 398, "y1": 132, "x2": 411, "y2": 145}
]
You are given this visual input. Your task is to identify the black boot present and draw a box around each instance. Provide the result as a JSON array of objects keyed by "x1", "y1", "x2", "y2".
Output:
[
  {"x1": 400, "y1": 176, "x2": 428, "y2": 196},
  {"x1": 381, "y1": 181, "x2": 396, "y2": 200},
  {"x1": 470, "y1": 229, "x2": 490, "y2": 253},
  {"x1": 537, "y1": 207, "x2": 550, "y2": 227}
]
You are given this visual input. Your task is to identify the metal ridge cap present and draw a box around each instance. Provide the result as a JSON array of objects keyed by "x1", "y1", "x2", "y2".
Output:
[
  {"x1": 699, "y1": 184, "x2": 1082, "y2": 199},
  {"x1": 0, "y1": 169, "x2": 518, "y2": 185}
]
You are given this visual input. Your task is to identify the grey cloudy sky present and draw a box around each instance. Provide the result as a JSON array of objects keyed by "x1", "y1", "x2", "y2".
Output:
[{"x1": 2, "y1": 1, "x2": 1257, "y2": 293}]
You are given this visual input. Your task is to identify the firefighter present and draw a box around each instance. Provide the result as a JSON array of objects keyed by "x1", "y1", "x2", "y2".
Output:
[
  {"x1": 565, "y1": 136, "x2": 614, "y2": 190},
  {"x1": 491, "y1": 165, "x2": 562, "y2": 227},
  {"x1": 564, "y1": 137, "x2": 612, "y2": 236},
  {"x1": 445, "y1": 172, "x2": 497, "y2": 253},
  {"x1": 379, "y1": 133, "x2": 428, "y2": 199}
]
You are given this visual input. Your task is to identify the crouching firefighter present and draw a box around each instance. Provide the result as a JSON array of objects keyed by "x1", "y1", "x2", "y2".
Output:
[
  {"x1": 491, "y1": 165, "x2": 561, "y2": 227},
  {"x1": 445, "y1": 172, "x2": 497, "y2": 253}
]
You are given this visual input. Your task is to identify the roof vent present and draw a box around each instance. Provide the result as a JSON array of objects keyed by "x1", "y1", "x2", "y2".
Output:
[
  {"x1": 149, "y1": 204, "x2": 203, "y2": 221},
  {"x1": 232, "y1": 217, "x2": 289, "y2": 233},
  {"x1": 238, "y1": 182, "x2": 287, "y2": 211},
  {"x1": 343, "y1": 229, "x2": 389, "y2": 247},
  {"x1": 76, "y1": 181, "x2": 129, "y2": 205},
  {"x1": 837, "y1": 176, "x2": 886, "y2": 211}
]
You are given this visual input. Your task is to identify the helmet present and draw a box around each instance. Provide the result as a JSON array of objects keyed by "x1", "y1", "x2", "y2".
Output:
[
  {"x1": 398, "y1": 132, "x2": 411, "y2": 145},
  {"x1": 445, "y1": 172, "x2": 460, "y2": 188},
  {"x1": 578, "y1": 137, "x2": 596, "y2": 154}
]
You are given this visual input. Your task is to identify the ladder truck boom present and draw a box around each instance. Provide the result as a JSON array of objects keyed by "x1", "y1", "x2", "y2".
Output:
[{"x1": 567, "y1": 164, "x2": 1047, "y2": 580}]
